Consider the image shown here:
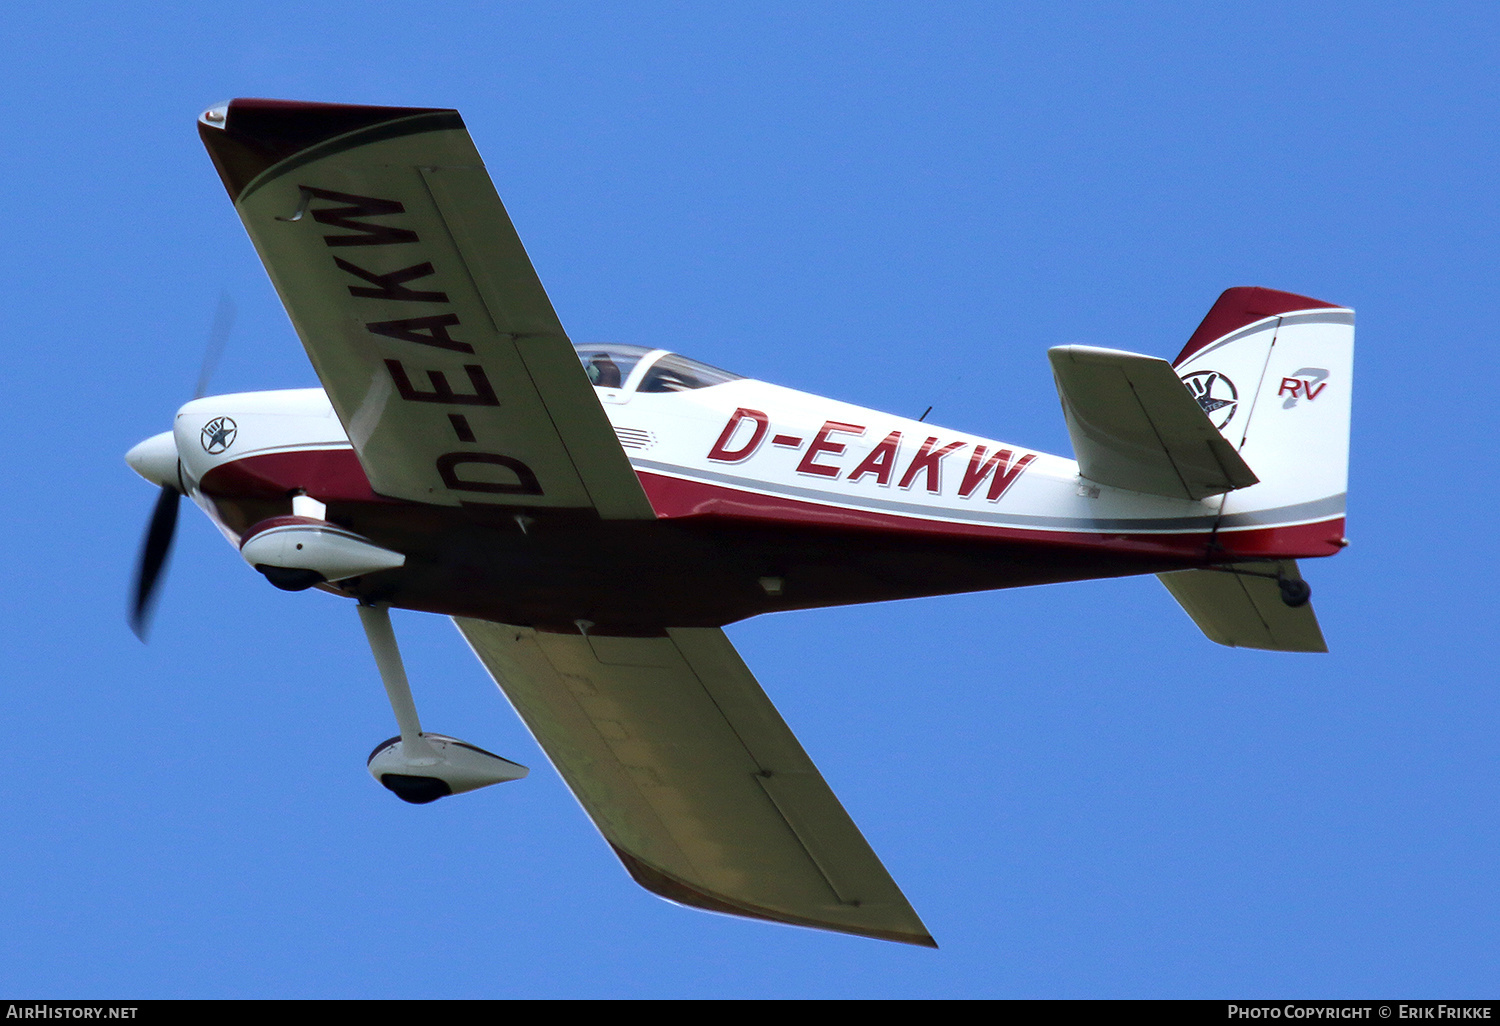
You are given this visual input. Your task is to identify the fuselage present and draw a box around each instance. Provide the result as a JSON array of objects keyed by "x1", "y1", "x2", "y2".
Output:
[{"x1": 141, "y1": 345, "x2": 1342, "y2": 632}]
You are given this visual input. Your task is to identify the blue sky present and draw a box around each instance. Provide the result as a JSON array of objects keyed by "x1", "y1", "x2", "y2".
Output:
[{"x1": 2, "y1": 2, "x2": 1497, "y2": 998}]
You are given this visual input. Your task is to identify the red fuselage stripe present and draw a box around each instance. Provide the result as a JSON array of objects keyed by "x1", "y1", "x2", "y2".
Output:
[{"x1": 200, "y1": 447, "x2": 1346, "y2": 560}]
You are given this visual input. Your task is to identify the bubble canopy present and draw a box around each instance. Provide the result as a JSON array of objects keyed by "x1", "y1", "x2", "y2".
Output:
[{"x1": 574, "y1": 343, "x2": 742, "y2": 393}]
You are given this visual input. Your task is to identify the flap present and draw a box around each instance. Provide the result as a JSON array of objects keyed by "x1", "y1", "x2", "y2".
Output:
[
  {"x1": 1049, "y1": 345, "x2": 1259, "y2": 500},
  {"x1": 199, "y1": 99, "x2": 655, "y2": 519},
  {"x1": 453, "y1": 617, "x2": 935, "y2": 947}
]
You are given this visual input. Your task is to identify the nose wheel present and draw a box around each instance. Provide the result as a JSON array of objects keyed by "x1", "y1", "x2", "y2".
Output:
[{"x1": 356, "y1": 604, "x2": 527, "y2": 802}]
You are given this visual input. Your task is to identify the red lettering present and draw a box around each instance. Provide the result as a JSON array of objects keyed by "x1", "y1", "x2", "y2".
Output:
[
  {"x1": 898, "y1": 437, "x2": 966, "y2": 493},
  {"x1": 959, "y1": 446, "x2": 1037, "y2": 501},
  {"x1": 797, "y1": 421, "x2": 865, "y2": 478},
  {"x1": 847, "y1": 431, "x2": 902, "y2": 485},
  {"x1": 707, "y1": 408, "x2": 769, "y2": 462},
  {"x1": 1304, "y1": 381, "x2": 1327, "y2": 400},
  {"x1": 1278, "y1": 377, "x2": 1303, "y2": 397}
]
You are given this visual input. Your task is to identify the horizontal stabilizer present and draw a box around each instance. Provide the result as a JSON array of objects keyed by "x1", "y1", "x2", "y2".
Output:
[
  {"x1": 1158, "y1": 560, "x2": 1327, "y2": 652},
  {"x1": 1049, "y1": 346, "x2": 1259, "y2": 500}
]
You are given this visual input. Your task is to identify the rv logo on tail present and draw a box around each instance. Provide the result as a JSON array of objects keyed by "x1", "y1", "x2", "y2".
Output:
[{"x1": 1279, "y1": 367, "x2": 1330, "y2": 408}]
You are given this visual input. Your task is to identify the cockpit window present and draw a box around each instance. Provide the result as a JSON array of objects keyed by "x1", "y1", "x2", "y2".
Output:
[
  {"x1": 638, "y1": 353, "x2": 742, "y2": 392},
  {"x1": 575, "y1": 344, "x2": 653, "y2": 389},
  {"x1": 574, "y1": 343, "x2": 742, "y2": 393}
]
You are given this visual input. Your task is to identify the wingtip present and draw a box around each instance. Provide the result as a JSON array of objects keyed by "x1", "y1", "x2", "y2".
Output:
[
  {"x1": 610, "y1": 842, "x2": 937, "y2": 948},
  {"x1": 198, "y1": 98, "x2": 461, "y2": 202}
]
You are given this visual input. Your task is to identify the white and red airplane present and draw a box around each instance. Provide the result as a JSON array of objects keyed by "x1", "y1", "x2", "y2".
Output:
[{"x1": 126, "y1": 99, "x2": 1353, "y2": 948}]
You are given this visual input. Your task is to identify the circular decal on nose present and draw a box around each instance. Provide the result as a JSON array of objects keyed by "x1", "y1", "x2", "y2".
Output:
[
  {"x1": 201, "y1": 416, "x2": 238, "y2": 454},
  {"x1": 1180, "y1": 371, "x2": 1238, "y2": 430}
]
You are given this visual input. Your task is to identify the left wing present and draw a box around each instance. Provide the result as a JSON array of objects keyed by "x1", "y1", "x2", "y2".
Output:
[
  {"x1": 454, "y1": 618, "x2": 936, "y2": 947},
  {"x1": 199, "y1": 98, "x2": 654, "y2": 519}
]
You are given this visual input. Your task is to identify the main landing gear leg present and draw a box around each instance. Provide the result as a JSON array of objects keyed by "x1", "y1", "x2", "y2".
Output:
[
  {"x1": 356, "y1": 604, "x2": 528, "y2": 804},
  {"x1": 357, "y1": 604, "x2": 436, "y2": 761}
]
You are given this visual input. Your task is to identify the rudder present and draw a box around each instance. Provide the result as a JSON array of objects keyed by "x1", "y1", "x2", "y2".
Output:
[{"x1": 1173, "y1": 288, "x2": 1354, "y2": 560}]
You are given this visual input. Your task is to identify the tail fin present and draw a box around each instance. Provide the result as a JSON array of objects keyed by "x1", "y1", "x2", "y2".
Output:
[{"x1": 1173, "y1": 288, "x2": 1354, "y2": 560}]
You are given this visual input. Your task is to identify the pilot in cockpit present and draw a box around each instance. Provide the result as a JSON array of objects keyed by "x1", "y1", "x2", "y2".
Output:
[{"x1": 584, "y1": 353, "x2": 622, "y2": 388}]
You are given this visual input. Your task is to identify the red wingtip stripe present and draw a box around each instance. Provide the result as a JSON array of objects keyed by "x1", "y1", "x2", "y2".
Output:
[
  {"x1": 199, "y1": 98, "x2": 460, "y2": 202},
  {"x1": 1174, "y1": 287, "x2": 1341, "y2": 367}
]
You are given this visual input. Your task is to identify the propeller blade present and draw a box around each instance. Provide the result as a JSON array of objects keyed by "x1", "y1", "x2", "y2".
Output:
[
  {"x1": 128, "y1": 295, "x2": 235, "y2": 642},
  {"x1": 193, "y1": 291, "x2": 236, "y2": 400},
  {"x1": 130, "y1": 484, "x2": 182, "y2": 641}
]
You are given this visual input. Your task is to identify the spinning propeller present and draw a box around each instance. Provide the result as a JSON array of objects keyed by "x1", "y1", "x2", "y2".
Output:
[{"x1": 127, "y1": 294, "x2": 235, "y2": 641}]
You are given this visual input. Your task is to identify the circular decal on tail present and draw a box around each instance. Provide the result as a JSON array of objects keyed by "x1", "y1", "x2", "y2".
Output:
[
  {"x1": 1180, "y1": 371, "x2": 1238, "y2": 430},
  {"x1": 201, "y1": 416, "x2": 238, "y2": 454}
]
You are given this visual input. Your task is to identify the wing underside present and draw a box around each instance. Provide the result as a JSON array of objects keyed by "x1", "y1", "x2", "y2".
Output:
[
  {"x1": 453, "y1": 618, "x2": 935, "y2": 947},
  {"x1": 199, "y1": 98, "x2": 654, "y2": 519}
]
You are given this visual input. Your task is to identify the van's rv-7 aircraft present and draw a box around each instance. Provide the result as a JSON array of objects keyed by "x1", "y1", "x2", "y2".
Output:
[{"x1": 126, "y1": 99, "x2": 1354, "y2": 948}]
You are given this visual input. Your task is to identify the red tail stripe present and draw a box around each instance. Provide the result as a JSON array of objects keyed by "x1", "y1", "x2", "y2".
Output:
[{"x1": 1174, "y1": 287, "x2": 1340, "y2": 367}]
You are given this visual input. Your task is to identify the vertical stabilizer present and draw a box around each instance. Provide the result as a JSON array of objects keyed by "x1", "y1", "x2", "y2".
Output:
[{"x1": 1173, "y1": 288, "x2": 1354, "y2": 560}]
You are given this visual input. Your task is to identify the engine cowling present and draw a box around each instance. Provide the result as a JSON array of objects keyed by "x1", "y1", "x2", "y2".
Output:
[{"x1": 367, "y1": 733, "x2": 529, "y2": 804}]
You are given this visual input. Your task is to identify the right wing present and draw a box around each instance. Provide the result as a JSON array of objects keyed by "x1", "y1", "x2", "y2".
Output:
[
  {"x1": 453, "y1": 618, "x2": 936, "y2": 947},
  {"x1": 1049, "y1": 345, "x2": 1259, "y2": 500},
  {"x1": 199, "y1": 98, "x2": 654, "y2": 519}
]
